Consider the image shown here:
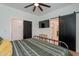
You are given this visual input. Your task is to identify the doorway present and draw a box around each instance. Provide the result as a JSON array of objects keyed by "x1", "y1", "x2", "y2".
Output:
[{"x1": 23, "y1": 21, "x2": 32, "y2": 39}]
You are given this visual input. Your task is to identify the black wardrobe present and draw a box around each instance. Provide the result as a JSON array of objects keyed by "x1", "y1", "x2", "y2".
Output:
[
  {"x1": 23, "y1": 21, "x2": 32, "y2": 39},
  {"x1": 59, "y1": 13, "x2": 76, "y2": 51}
]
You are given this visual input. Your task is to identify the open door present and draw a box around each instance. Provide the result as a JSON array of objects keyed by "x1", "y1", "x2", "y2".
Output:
[{"x1": 23, "y1": 21, "x2": 32, "y2": 39}]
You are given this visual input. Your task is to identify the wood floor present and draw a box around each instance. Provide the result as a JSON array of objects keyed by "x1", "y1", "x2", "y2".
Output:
[{"x1": 69, "y1": 50, "x2": 79, "y2": 56}]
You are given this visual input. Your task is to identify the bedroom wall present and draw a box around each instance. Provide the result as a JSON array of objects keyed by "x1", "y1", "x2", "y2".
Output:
[
  {"x1": 76, "y1": 13, "x2": 79, "y2": 52},
  {"x1": 34, "y1": 4, "x2": 79, "y2": 52},
  {"x1": 0, "y1": 4, "x2": 38, "y2": 41}
]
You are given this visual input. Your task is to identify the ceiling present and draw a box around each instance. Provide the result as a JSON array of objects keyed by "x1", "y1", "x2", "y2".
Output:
[{"x1": 2, "y1": 3, "x2": 72, "y2": 16}]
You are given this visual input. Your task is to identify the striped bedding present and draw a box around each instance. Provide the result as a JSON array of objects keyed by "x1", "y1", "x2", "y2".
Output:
[{"x1": 11, "y1": 38, "x2": 70, "y2": 56}]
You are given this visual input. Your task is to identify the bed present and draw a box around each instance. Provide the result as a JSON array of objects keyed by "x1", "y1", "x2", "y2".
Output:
[{"x1": 11, "y1": 38, "x2": 71, "y2": 56}]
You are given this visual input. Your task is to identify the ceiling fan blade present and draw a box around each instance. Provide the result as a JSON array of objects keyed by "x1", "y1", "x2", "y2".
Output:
[
  {"x1": 38, "y1": 6, "x2": 43, "y2": 11},
  {"x1": 39, "y1": 3, "x2": 51, "y2": 8},
  {"x1": 33, "y1": 6, "x2": 36, "y2": 12},
  {"x1": 24, "y1": 3, "x2": 34, "y2": 8}
]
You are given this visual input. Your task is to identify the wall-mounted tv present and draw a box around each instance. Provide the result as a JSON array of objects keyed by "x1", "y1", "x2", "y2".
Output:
[{"x1": 39, "y1": 20, "x2": 49, "y2": 28}]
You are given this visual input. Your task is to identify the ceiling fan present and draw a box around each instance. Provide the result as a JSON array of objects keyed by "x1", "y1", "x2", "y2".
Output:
[{"x1": 24, "y1": 3, "x2": 51, "y2": 12}]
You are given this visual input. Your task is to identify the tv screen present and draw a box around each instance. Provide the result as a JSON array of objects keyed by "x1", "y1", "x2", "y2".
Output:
[{"x1": 39, "y1": 20, "x2": 49, "y2": 28}]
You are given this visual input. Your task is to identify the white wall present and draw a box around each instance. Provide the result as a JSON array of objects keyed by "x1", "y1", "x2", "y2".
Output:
[
  {"x1": 0, "y1": 4, "x2": 38, "y2": 41},
  {"x1": 76, "y1": 13, "x2": 79, "y2": 52}
]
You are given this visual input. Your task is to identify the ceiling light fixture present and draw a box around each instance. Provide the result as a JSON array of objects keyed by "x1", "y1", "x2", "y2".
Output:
[
  {"x1": 24, "y1": 3, "x2": 51, "y2": 12},
  {"x1": 34, "y1": 3, "x2": 39, "y2": 6}
]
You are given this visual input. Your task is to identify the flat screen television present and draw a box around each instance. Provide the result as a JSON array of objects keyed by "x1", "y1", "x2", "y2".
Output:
[{"x1": 39, "y1": 20, "x2": 49, "y2": 28}]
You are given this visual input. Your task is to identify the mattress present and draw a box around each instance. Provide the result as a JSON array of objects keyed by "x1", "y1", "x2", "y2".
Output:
[{"x1": 11, "y1": 38, "x2": 70, "y2": 56}]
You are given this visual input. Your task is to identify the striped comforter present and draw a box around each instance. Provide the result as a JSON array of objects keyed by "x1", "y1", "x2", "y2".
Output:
[{"x1": 11, "y1": 38, "x2": 70, "y2": 56}]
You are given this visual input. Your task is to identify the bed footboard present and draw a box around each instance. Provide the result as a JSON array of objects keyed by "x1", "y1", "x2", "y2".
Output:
[{"x1": 33, "y1": 35, "x2": 69, "y2": 50}]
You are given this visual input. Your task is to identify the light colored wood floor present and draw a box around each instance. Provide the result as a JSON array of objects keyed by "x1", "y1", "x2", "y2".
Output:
[{"x1": 69, "y1": 50, "x2": 79, "y2": 56}]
